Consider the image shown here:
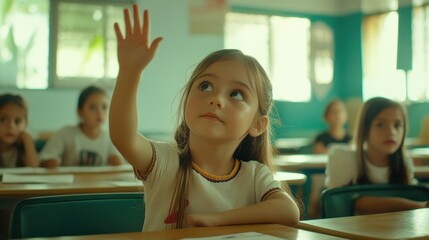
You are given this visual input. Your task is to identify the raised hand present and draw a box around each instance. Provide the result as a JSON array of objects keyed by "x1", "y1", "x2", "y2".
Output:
[{"x1": 114, "y1": 4, "x2": 162, "y2": 74}]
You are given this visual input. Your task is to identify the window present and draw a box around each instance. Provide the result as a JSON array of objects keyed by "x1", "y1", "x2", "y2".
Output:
[
  {"x1": 410, "y1": 5, "x2": 429, "y2": 101},
  {"x1": 362, "y1": 12, "x2": 406, "y2": 101},
  {"x1": 363, "y1": 8, "x2": 429, "y2": 102},
  {"x1": 225, "y1": 12, "x2": 313, "y2": 102},
  {"x1": 0, "y1": 0, "x2": 49, "y2": 89},
  {"x1": 0, "y1": 0, "x2": 133, "y2": 89}
]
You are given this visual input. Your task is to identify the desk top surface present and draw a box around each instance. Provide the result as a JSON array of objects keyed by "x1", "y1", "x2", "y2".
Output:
[
  {"x1": 297, "y1": 208, "x2": 429, "y2": 240},
  {"x1": 20, "y1": 224, "x2": 344, "y2": 240},
  {"x1": 0, "y1": 167, "x2": 306, "y2": 197},
  {"x1": 0, "y1": 171, "x2": 143, "y2": 197}
]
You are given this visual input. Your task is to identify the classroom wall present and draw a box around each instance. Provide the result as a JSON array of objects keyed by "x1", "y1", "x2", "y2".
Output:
[
  {"x1": 0, "y1": 0, "x2": 224, "y2": 138},
  {"x1": 0, "y1": 0, "x2": 427, "y2": 140}
]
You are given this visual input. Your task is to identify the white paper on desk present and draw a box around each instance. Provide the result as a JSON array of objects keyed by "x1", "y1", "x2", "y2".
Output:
[
  {"x1": 2, "y1": 173, "x2": 75, "y2": 184},
  {"x1": 181, "y1": 232, "x2": 284, "y2": 240}
]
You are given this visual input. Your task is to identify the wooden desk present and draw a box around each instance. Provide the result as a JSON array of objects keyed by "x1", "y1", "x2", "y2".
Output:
[
  {"x1": 0, "y1": 172, "x2": 143, "y2": 197},
  {"x1": 0, "y1": 165, "x2": 134, "y2": 175},
  {"x1": 274, "y1": 171, "x2": 307, "y2": 186},
  {"x1": 275, "y1": 138, "x2": 312, "y2": 154},
  {"x1": 0, "y1": 167, "x2": 141, "y2": 240},
  {"x1": 274, "y1": 154, "x2": 327, "y2": 172},
  {"x1": 297, "y1": 209, "x2": 429, "y2": 240},
  {"x1": 410, "y1": 148, "x2": 429, "y2": 165},
  {"x1": 20, "y1": 224, "x2": 343, "y2": 240}
]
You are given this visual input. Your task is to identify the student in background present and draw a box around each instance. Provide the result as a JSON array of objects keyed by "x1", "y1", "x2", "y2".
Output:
[
  {"x1": 325, "y1": 97, "x2": 428, "y2": 214},
  {"x1": 416, "y1": 116, "x2": 429, "y2": 146},
  {"x1": 110, "y1": 4, "x2": 299, "y2": 230},
  {"x1": 313, "y1": 99, "x2": 352, "y2": 154},
  {"x1": 0, "y1": 94, "x2": 38, "y2": 167},
  {"x1": 39, "y1": 86, "x2": 122, "y2": 168}
]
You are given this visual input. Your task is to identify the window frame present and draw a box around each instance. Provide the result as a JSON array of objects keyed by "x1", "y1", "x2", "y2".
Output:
[{"x1": 50, "y1": 0, "x2": 134, "y2": 89}]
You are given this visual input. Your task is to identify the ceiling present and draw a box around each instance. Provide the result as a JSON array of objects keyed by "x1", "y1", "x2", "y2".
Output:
[{"x1": 229, "y1": 0, "x2": 429, "y2": 16}]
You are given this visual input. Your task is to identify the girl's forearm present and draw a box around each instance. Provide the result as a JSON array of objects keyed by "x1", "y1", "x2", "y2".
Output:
[
  {"x1": 109, "y1": 70, "x2": 141, "y2": 150},
  {"x1": 203, "y1": 198, "x2": 299, "y2": 227}
]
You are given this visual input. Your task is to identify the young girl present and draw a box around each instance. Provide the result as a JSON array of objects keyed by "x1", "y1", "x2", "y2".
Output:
[
  {"x1": 0, "y1": 94, "x2": 38, "y2": 167},
  {"x1": 313, "y1": 99, "x2": 351, "y2": 154},
  {"x1": 110, "y1": 4, "x2": 299, "y2": 230},
  {"x1": 39, "y1": 86, "x2": 122, "y2": 168},
  {"x1": 325, "y1": 97, "x2": 428, "y2": 214}
]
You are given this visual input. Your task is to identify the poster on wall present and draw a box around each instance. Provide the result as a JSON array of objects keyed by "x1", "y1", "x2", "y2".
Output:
[{"x1": 188, "y1": 0, "x2": 227, "y2": 35}]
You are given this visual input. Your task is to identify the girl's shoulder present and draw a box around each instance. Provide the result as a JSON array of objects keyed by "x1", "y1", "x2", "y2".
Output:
[{"x1": 240, "y1": 160, "x2": 272, "y2": 174}]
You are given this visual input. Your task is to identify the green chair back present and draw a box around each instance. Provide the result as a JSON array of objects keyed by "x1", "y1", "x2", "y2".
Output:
[
  {"x1": 9, "y1": 192, "x2": 144, "y2": 238},
  {"x1": 321, "y1": 184, "x2": 429, "y2": 218}
]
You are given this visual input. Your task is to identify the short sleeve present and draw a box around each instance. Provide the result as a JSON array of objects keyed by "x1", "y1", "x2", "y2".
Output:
[
  {"x1": 254, "y1": 164, "x2": 282, "y2": 202},
  {"x1": 39, "y1": 129, "x2": 65, "y2": 163},
  {"x1": 325, "y1": 144, "x2": 357, "y2": 189},
  {"x1": 135, "y1": 141, "x2": 180, "y2": 190}
]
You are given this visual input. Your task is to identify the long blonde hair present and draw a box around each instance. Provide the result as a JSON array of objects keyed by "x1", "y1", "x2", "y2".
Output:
[{"x1": 169, "y1": 49, "x2": 275, "y2": 228}]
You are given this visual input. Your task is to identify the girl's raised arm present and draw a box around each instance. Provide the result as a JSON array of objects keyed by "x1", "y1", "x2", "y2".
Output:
[{"x1": 109, "y1": 4, "x2": 162, "y2": 172}]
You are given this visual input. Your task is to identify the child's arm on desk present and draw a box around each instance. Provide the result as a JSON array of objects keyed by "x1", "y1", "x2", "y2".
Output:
[{"x1": 185, "y1": 191, "x2": 300, "y2": 227}]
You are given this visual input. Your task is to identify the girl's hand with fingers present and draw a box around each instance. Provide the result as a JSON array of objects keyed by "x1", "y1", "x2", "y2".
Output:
[{"x1": 114, "y1": 4, "x2": 162, "y2": 74}]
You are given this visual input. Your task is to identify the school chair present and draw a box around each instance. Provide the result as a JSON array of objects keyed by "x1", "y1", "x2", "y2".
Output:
[
  {"x1": 8, "y1": 192, "x2": 145, "y2": 239},
  {"x1": 34, "y1": 139, "x2": 47, "y2": 152},
  {"x1": 321, "y1": 184, "x2": 429, "y2": 218}
]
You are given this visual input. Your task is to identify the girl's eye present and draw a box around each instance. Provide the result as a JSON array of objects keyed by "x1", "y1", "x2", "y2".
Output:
[
  {"x1": 199, "y1": 82, "x2": 213, "y2": 92},
  {"x1": 15, "y1": 118, "x2": 22, "y2": 125},
  {"x1": 230, "y1": 90, "x2": 244, "y2": 101},
  {"x1": 102, "y1": 104, "x2": 108, "y2": 111},
  {"x1": 376, "y1": 122, "x2": 384, "y2": 128},
  {"x1": 394, "y1": 122, "x2": 403, "y2": 129},
  {"x1": 0, "y1": 116, "x2": 7, "y2": 123},
  {"x1": 89, "y1": 104, "x2": 96, "y2": 111}
]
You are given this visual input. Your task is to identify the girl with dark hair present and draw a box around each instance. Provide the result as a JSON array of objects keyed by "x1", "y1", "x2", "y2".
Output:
[
  {"x1": 325, "y1": 97, "x2": 428, "y2": 214},
  {"x1": 0, "y1": 93, "x2": 38, "y2": 167},
  {"x1": 39, "y1": 85, "x2": 123, "y2": 167}
]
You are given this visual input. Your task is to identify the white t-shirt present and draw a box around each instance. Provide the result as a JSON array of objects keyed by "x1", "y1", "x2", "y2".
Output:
[
  {"x1": 39, "y1": 125, "x2": 119, "y2": 166},
  {"x1": 137, "y1": 141, "x2": 283, "y2": 232},
  {"x1": 325, "y1": 144, "x2": 417, "y2": 189}
]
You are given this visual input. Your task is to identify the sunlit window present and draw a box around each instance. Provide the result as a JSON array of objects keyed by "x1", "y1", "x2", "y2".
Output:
[
  {"x1": 55, "y1": 1, "x2": 130, "y2": 87},
  {"x1": 410, "y1": 5, "x2": 429, "y2": 101},
  {"x1": 225, "y1": 13, "x2": 312, "y2": 102},
  {"x1": 0, "y1": 0, "x2": 49, "y2": 89},
  {"x1": 362, "y1": 12, "x2": 406, "y2": 101},
  {"x1": 0, "y1": 0, "x2": 132, "y2": 89}
]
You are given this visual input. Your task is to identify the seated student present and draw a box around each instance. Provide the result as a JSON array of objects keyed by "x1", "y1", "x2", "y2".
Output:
[
  {"x1": 0, "y1": 94, "x2": 38, "y2": 167},
  {"x1": 325, "y1": 97, "x2": 428, "y2": 215},
  {"x1": 39, "y1": 86, "x2": 123, "y2": 168},
  {"x1": 416, "y1": 116, "x2": 429, "y2": 146},
  {"x1": 313, "y1": 99, "x2": 352, "y2": 154},
  {"x1": 110, "y1": 4, "x2": 299, "y2": 230}
]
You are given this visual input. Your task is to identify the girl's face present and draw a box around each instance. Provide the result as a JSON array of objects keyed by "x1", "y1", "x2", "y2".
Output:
[
  {"x1": 0, "y1": 104, "x2": 27, "y2": 146},
  {"x1": 185, "y1": 59, "x2": 261, "y2": 142},
  {"x1": 78, "y1": 93, "x2": 109, "y2": 129},
  {"x1": 325, "y1": 101, "x2": 347, "y2": 127},
  {"x1": 366, "y1": 106, "x2": 405, "y2": 156}
]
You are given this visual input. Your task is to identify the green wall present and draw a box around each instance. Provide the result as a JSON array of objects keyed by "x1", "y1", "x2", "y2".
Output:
[{"x1": 233, "y1": 5, "x2": 428, "y2": 140}]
